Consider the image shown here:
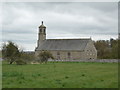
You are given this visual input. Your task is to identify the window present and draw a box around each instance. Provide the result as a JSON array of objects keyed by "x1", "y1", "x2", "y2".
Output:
[
  {"x1": 40, "y1": 29, "x2": 42, "y2": 33},
  {"x1": 68, "y1": 52, "x2": 71, "y2": 59},
  {"x1": 57, "y1": 52, "x2": 60, "y2": 60},
  {"x1": 44, "y1": 29, "x2": 46, "y2": 34},
  {"x1": 57, "y1": 52, "x2": 60, "y2": 55}
]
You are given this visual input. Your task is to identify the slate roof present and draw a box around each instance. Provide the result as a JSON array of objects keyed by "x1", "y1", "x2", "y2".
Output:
[
  {"x1": 36, "y1": 39, "x2": 91, "y2": 51},
  {"x1": 39, "y1": 21, "x2": 46, "y2": 28},
  {"x1": 39, "y1": 24, "x2": 46, "y2": 28}
]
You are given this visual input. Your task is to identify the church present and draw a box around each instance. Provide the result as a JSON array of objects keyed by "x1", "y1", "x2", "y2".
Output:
[{"x1": 35, "y1": 21, "x2": 97, "y2": 60}]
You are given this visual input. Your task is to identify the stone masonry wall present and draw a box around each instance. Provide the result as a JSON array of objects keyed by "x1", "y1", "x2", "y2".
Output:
[
  {"x1": 49, "y1": 50, "x2": 85, "y2": 60},
  {"x1": 50, "y1": 59, "x2": 118, "y2": 63}
]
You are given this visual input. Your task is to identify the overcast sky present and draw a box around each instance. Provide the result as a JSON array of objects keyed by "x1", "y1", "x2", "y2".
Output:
[{"x1": 2, "y1": 2, "x2": 118, "y2": 51}]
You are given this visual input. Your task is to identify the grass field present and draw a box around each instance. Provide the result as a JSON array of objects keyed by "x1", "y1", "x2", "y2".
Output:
[
  {"x1": 2, "y1": 62, "x2": 118, "y2": 88},
  {"x1": 0, "y1": 51, "x2": 2, "y2": 58}
]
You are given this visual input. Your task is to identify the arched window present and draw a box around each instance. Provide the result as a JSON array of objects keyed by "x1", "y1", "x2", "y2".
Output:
[
  {"x1": 40, "y1": 29, "x2": 42, "y2": 33},
  {"x1": 57, "y1": 52, "x2": 60, "y2": 60},
  {"x1": 44, "y1": 29, "x2": 46, "y2": 34},
  {"x1": 57, "y1": 52, "x2": 60, "y2": 55},
  {"x1": 68, "y1": 52, "x2": 71, "y2": 59}
]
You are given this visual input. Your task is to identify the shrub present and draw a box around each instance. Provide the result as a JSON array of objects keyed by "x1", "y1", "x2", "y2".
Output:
[
  {"x1": 15, "y1": 59, "x2": 27, "y2": 65},
  {"x1": 38, "y1": 51, "x2": 54, "y2": 63}
]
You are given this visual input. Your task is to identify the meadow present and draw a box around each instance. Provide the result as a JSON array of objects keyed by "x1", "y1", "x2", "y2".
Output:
[
  {"x1": 2, "y1": 62, "x2": 118, "y2": 88},
  {"x1": 0, "y1": 51, "x2": 2, "y2": 58}
]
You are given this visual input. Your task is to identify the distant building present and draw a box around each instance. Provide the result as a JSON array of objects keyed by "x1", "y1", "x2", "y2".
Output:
[{"x1": 35, "y1": 21, "x2": 97, "y2": 60}]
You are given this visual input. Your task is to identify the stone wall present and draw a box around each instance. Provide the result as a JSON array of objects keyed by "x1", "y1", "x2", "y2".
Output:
[
  {"x1": 84, "y1": 40, "x2": 97, "y2": 59},
  {"x1": 35, "y1": 49, "x2": 97, "y2": 60},
  {"x1": 49, "y1": 50, "x2": 85, "y2": 60},
  {"x1": 49, "y1": 59, "x2": 118, "y2": 63}
]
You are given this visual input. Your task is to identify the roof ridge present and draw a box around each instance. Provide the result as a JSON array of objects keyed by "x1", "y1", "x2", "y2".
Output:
[{"x1": 47, "y1": 38, "x2": 91, "y2": 40}]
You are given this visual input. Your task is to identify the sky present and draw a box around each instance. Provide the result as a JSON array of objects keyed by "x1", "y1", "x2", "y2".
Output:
[{"x1": 1, "y1": 2, "x2": 118, "y2": 51}]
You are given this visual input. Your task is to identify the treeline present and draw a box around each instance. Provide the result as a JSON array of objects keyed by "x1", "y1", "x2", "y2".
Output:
[
  {"x1": 94, "y1": 38, "x2": 120, "y2": 59},
  {"x1": 1, "y1": 38, "x2": 120, "y2": 65}
]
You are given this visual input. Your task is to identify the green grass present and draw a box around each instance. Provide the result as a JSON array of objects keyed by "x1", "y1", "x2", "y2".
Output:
[
  {"x1": 0, "y1": 61, "x2": 2, "y2": 89},
  {"x1": 0, "y1": 51, "x2": 2, "y2": 58},
  {"x1": 2, "y1": 62, "x2": 118, "y2": 88}
]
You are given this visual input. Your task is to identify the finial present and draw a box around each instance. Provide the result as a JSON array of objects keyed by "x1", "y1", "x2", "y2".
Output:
[{"x1": 42, "y1": 21, "x2": 43, "y2": 25}]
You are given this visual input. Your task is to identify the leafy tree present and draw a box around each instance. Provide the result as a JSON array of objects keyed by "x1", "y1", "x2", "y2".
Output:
[
  {"x1": 2, "y1": 41, "x2": 36, "y2": 65},
  {"x1": 94, "y1": 38, "x2": 119, "y2": 59},
  {"x1": 2, "y1": 41, "x2": 20, "y2": 64},
  {"x1": 38, "y1": 51, "x2": 54, "y2": 63},
  {"x1": 118, "y1": 39, "x2": 120, "y2": 59},
  {"x1": 1, "y1": 43, "x2": 7, "y2": 58},
  {"x1": 94, "y1": 40, "x2": 111, "y2": 59},
  {"x1": 110, "y1": 38, "x2": 118, "y2": 59}
]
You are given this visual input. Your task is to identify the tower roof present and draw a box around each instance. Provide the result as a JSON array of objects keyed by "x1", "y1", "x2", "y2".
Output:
[{"x1": 39, "y1": 21, "x2": 46, "y2": 28}]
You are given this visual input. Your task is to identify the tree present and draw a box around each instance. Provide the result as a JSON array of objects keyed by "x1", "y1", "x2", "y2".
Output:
[
  {"x1": 94, "y1": 40, "x2": 111, "y2": 59},
  {"x1": 110, "y1": 39, "x2": 119, "y2": 59},
  {"x1": 2, "y1": 41, "x2": 20, "y2": 64},
  {"x1": 94, "y1": 38, "x2": 119, "y2": 59},
  {"x1": 38, "y1": 51, "x2": 54, "y2": 63},
  {"x1": 118, "y1": 39, "x2": 120, "y2": 59}
]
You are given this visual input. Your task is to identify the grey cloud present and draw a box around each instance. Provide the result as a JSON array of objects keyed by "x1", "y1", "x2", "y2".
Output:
[{"x1": 2, "y1": 2, "x2": 118, "y2": 51}]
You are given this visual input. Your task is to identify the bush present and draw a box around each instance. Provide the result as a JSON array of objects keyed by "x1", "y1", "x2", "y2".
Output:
[
  {"x1": 15, "y1": 59, "x2": 27, "y2": 65},
  {"x1": 38, "y1": 51, "x2": 54, "y2": 63},
  {"x1": 19, "y1": 52, "x2": 35, "y2": 63}
]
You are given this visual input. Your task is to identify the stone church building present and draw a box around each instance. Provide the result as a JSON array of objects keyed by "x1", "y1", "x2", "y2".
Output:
[{"x1": 35, "y1": 21, "x2": 97, "y2": 60}]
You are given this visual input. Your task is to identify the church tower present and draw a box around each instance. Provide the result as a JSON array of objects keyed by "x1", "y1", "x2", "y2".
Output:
[{"x1": 37, "y1": 21, "x2": 46, "y2": 47}]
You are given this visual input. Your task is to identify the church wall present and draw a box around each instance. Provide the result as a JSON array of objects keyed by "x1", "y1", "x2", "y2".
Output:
[
  {"x1": 47, "y1": 50, "x2": 85, "y2": 60},
  {"x1": 35, "y1": 47, "x2": 97, "y2": 60},
  {"x1": 84, "y1": 40, "x2": 97, "y2": 59},
  {"x1": 35, "y1": 50, "x2": 85, "y2": 60}
]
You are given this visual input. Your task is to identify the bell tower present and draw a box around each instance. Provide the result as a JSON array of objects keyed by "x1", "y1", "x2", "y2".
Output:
[{"x1": 37, "y1": 21, "x2": 46, "y2": 47}]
